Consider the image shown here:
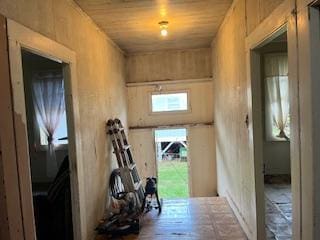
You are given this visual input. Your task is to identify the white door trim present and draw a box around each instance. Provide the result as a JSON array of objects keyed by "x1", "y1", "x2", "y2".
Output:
[
  {"x1": 7, "y1": 19, "x2": 86, "y2": 240},
  {"x1": 296, "y1": 5, "x2": 320, "y2": 239}
]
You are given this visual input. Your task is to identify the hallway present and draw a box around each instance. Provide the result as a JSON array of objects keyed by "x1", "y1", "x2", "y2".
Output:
[
  {"x1": 1, "y1": 0, "x2": 320, "y2": 240},
  {"x1": 97, "y1": 197, "x2": 247, "y2": 240}
]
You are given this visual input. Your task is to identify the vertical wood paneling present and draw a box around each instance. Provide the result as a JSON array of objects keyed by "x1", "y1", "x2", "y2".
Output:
[
  {"x1": 126, "y1": 48, "x2": 212, "y2": 83},
  {"x1": 127, "y1": 79, "x2": 216, "y2": 198},
  {"x1": 245, "y1": 0, "x2": 286, "y2": 35},
  {"x1": 245, "y1": 0, "x2": 260, "y2": 34},
  {"x1": 130, "y1": 129, "x2": 156, "y2": 183},
  {"x1": 260, "y1": 0, "x2": 286, "y2": 21},
  {"x1": 213, "y1": 0, "x2": 299, "y2": 239},
  {"x1": 0, "y1": 1, "x2": 128, "y2": 239},
  {"x1": 127, "y1": 81, "x2": 214, "y2": 127},
  {"x1": 213, "y1": 0, "x2": 259, "y2": 238},
  {"x1": 188, "y1": 125, "x2": 216, "y2": 197}
]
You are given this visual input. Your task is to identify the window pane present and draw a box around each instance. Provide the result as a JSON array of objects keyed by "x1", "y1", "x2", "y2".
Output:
[
  {"x1": 155, "y1": 128, "x2": 187, "y2": 142},
  {"x1": 54, "y1": 112, "x2": 68, "y2": 144},
  {"x1": 264, "y1": 53, "x2": 290, "y2": 141},
  {"x1": 40, "y1": 111, "x2": 68, "y2": 145},
  {"x1": 152, "y1": 93, "x2": 188, "y2": 112}
]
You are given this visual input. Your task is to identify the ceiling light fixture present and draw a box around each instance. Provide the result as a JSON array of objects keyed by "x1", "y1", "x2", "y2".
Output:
[{"x1": 159, "y1": 21, "x2": 169, "y2": 37}]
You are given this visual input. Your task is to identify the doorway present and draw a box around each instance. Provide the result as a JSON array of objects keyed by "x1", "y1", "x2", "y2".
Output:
[
  {"x1": 21, "y1": 50, "x2": 73, "y2": 240},
  {"x1": 247, "y1": 23, "x2": 299, "y2": 239},
  {"x1": 154, "y1": 128, "x2": 189, "y2": 199},
  {"x1": 258, "y1": 33, "x2": 292, "y2": 239},
  {"x1": 5, "y1": 19, "x2": 84, "y2": 240}
]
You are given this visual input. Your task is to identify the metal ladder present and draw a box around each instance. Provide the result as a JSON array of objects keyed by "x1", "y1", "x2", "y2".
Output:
[{"x1": 106, "y1": 119, "x2": 145, "y2": 210}]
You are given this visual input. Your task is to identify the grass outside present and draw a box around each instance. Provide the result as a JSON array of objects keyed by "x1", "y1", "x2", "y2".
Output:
[{"x1": 157, "y1": 160, "x2": 189, "y2": 199}]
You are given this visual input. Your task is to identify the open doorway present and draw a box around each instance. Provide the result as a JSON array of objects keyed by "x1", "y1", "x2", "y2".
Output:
[
  {"x1": 249, "y1": 29, "x2": 294, "y2": 239},
  {"x1": 5, "y1": 20, "x2": 83, "y2": 239},
  {"x1": 21, "y1": 50, "x2": 73, "y2": 240},
  {"x1": 154, "y1": 128, "x2": 189, "y2": 199},
  {"x1": 259, "y1": 33, "x2": 292, "y2": 239}
]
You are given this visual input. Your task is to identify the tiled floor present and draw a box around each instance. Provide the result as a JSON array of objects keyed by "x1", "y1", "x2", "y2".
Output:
[
  {"x1": 265, "y1": 184, "x2": 292, "y2": 240},
  {"x1": 97, "y1": 197, "x2": 247, "y2": 240}
]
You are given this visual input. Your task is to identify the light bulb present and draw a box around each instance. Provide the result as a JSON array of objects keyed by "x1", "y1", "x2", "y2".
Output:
[
  {"x1": 161, "y1": 28, "x2": 168, "y2": 37},
  {"x1": 159, "y1": 21, "x2": 169, "y2": 37}
]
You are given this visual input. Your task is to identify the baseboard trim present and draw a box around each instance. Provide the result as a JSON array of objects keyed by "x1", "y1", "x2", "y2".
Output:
[{"x1": 226, "y1": 191, "x2": 254, "y2": 240}]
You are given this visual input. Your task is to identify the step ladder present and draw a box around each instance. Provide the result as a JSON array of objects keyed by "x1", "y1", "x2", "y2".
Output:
[{"x1": 106, "y1": 119, "x2": 145, "y2": 210}]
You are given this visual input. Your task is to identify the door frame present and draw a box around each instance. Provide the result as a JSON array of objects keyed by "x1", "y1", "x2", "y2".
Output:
[
  {"x1": 6, "y1": 19, "x2": 86, "y2": 239},
  {"x1": 0, "y1": 15, "x2": 25, "y2": 240},
  {"x1": 296, "y1": 3, "x2": 320, "y2": 239},
  {"x1": 245, "y1": 0, "x2": 301, "y2": 239}
]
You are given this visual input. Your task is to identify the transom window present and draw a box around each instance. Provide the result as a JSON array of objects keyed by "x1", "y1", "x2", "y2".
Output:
[{"x1": 151, "y1": 92, "x2": 188, "y2": 113}]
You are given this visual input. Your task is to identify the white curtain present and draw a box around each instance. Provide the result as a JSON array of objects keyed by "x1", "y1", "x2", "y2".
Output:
[
  {"x1": 264, "y1": 53, "x2": 290, "y2": 140},
  {"x1": 32, "y1": 70, "x2": 65, "y2": 178}
]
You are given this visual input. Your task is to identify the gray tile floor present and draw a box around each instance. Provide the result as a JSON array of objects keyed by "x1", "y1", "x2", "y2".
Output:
[{"x1": 265, "y1": 184, "x2": 292, "y2": 240}]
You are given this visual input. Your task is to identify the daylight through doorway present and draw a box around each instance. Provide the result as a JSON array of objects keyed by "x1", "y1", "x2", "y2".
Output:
[{"x1": 154, "y1": 128, "x2": 189, "y2": 199}]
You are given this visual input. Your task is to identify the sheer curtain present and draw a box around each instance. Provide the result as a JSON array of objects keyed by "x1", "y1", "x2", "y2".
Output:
[
  {"x1": 32, "y1": 70, "x2": 65, "y2": 178},
  {"x1": 264, "y1": 53, "x2": 290, "y2": 140}
]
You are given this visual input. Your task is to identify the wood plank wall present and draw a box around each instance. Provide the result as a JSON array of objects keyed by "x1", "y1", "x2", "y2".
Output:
[
  {"x1": 246, "y1": 0, "x2": 285, "y2": 34},
  {"x1": 0, "y1": 1, "x2": 128, "y2": 239},
  {"x1": 211, "y1": 0, "x2": 288, "y2": 238},
  {"x1": 126, "y1": 48, "x2": 212, "y2": 83},
  {"x1": 126, "y1": 45, "x2": 215, "y2": 196}
]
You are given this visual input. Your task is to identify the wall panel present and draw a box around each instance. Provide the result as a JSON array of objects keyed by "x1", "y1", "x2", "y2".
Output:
[
  {"x1": 260, "y1": 0, "x2": 285, "y2": 20},
  {"x1": 130, "y1": 129, "x2": 156, "y2": 182},
  {"x1": 127, "y1": 81, "x2": 213, "y2": 127},
  {"x1": 212, "y1": 0, "x2": 300, "y2": 239},
  {"x1": 127, "y1": 79, "x2": 216, "y2": 197},
  {"x1": 126, "y1": 48, "x2": 212, "y2": 83},
  {"x1": 0, "y1": 1, "x2": 127, "y2": 239},
  {"x1": 245, "y1": 0, "x2": 286, "y2": 34},
  {"x1": 188, "y1": 125, "x2": 216, "y2": 197}
]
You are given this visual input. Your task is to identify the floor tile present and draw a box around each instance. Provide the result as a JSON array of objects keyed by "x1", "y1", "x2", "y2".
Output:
[
  {"x1": 265, "y1": 183, "x2": 292, "y2": 240},
  {"x1": 96, "y1": 197, "x2": 247, "y2": 240}
]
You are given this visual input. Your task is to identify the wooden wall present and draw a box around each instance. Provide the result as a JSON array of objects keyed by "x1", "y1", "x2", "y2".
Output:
[
  {"x1": 127, "y1": 80, "x2": 216, "y2": 197},
  {"x1": 246, "y1": 0, "x2": 285, "y2": 34},
  {"x1": 188, "y1": 125, "x2": 216, "y2": 197},
  {"x1": 127, "y1": 81, "x2": 213, "y2": 127},
  {"x1": 0, "y1": 1, "x2": 127, "y2": 239},
  {"x1": 3, "y1": 0, "x2": 319, "y2": 239},
  {"x1": 214, "y1": 0, "x2": 320, "y2": 239},
  {"x1": 212, "y1": 0, "x2": 286, "y2": 238},
  {"x1": 212, "y1": 0, "x2": 254, "y2": 237},
  {"x1": 126, "y1": 48, "x2": 212, "y2": 83},
  {"x1": 126, "y1": 47, "x2": 215, "y2": 197}
]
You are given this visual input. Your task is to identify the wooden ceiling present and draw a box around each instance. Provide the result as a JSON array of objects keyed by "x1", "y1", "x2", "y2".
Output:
[{"x1": 74, "y1": 0, "x2": 233, "y2": 53}]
